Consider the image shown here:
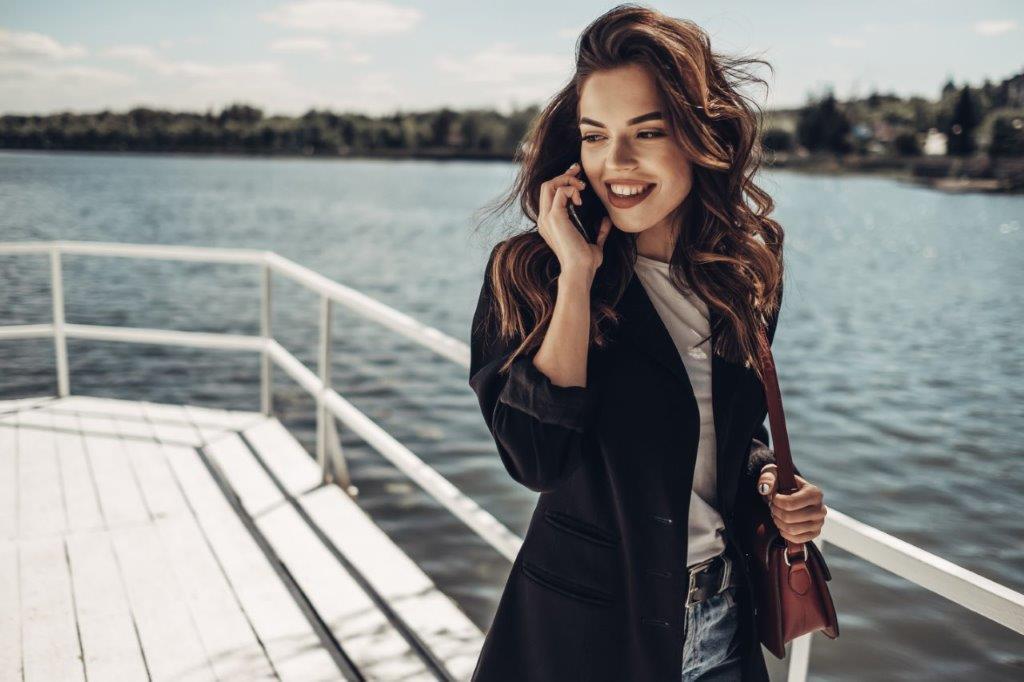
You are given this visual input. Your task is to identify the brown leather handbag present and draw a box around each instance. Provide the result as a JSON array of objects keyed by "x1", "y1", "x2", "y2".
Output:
[{"x1": 736, "y1": 324, "x2": 839, "y2": 659}]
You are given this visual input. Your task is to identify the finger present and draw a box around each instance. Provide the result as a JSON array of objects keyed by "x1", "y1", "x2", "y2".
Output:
[
  {"x1": 772, "y1": 484, "x2": 822, "y2": 511},
  {"x1": 773, "y1": 518, "x2": 822, "y2": 535},
  {"x1": 552, "y1": 184, "x2": 572, "y2": 211},
  {"x1": 771, "y1": 504, "x2": 826, "y2": 524},
  {"x1": 780, "y1": 530, "x2": 820, "y2": 543},
  {"x1": 757, "y1": 466, "x2": 776, "y2": 500},
  {"x1": 540, "y1": 166, "x2": 585, "y2": 217}
]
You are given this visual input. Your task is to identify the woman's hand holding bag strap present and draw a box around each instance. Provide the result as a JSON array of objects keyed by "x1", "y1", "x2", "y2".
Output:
[{"x1": 737, "y1": 323, "x2": 840, "y2": 659}]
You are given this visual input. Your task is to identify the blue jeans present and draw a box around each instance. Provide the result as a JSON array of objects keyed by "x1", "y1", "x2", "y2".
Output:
[{"x1": 681, "y1": 583, "x2": 743, "y2": 681}]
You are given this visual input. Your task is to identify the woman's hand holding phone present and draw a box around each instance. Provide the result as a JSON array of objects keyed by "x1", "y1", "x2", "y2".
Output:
[{"x1": 537, "y1": 162, "x2": 613, "y2": 285}]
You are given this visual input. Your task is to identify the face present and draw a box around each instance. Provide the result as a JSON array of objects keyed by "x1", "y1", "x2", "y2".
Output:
[{"x1": 578, "y1": 64, "x2": 693, "y2": 248}]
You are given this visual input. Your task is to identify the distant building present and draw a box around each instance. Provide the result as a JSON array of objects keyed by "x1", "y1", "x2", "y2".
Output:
[
  {"x1": 923, "y1": 128, "x2": 947, "y2": 155},
  {"x1": 1005, "y1": 73, "x2": 1024, "y2": 108}
]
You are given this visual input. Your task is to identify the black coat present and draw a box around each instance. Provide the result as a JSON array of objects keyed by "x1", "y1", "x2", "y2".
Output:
[{"x1": 468, "y1": 243, "x2": 796, "y2": 682}]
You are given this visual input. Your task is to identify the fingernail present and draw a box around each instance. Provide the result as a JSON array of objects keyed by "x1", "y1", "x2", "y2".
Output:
[
  {"x1": 570, "y1": 162, "x2": 579, "y2": 169},
  {"x1": 758, "y1": 483, "x2": 770, "y2": 495}
]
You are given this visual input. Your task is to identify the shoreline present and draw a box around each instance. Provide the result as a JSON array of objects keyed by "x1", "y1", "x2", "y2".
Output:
[{"x1": 3, "y1": 147, "x2": 1021, "y2": 195}]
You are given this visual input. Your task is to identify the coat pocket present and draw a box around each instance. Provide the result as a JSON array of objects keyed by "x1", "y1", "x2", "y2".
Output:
[
  {"x1": 543, "y1": 510, "x2": 619, "y2": 548},
  {"x1": 520, "y1": 559, "x2": 613, "y2": 607}
]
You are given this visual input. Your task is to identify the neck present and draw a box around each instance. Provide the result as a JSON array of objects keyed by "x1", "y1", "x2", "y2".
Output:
[{"x1": 635, "y1": 214, "x2": 678, "y2": 263}]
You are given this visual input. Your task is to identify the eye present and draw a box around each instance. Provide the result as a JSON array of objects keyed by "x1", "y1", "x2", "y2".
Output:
[{"x1": 581, "y1": 130, "x2": 667, "y2": 144}]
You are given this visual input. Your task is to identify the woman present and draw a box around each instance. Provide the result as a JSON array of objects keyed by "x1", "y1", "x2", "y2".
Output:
[{"x1": 468, "y1": 5, "x2": 828, "y2": 681}]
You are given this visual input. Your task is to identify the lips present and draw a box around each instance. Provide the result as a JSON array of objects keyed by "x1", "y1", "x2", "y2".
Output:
[{"x1": 605, "y1": 182, "x2": 656, "y2": 209}]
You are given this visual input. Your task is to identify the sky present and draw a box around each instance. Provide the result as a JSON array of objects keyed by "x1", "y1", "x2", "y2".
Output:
[{"x1": 0, "y1": 1, "x2": 1021, "y2": 117}]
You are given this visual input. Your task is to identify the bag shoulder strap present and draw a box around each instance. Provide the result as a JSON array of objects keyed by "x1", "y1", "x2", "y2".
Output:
[{"x1": 755, "y1": 325, "x2": 799, "y2": 496}]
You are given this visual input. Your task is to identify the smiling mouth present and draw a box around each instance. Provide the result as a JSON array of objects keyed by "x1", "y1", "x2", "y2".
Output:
[{"x1": 605, "y1": 182, "x2": 656, "y2": 208}]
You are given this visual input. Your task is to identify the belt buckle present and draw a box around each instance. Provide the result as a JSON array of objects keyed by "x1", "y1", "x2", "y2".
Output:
[
  {"x1": 685, "y1": 555, "x2": 730, "y2": 608},
  {"x1": 685, "y1": 556, "x2": 715, "y2": 608}
]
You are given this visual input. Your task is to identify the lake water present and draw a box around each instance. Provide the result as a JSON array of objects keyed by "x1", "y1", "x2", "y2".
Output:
[{"x1": 1, "y1": 150, "x2": 1022, "y2": 680}]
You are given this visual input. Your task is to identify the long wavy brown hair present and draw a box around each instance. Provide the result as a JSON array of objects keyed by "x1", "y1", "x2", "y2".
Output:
[{"x1": 472, "y1": 3, "x2": 785, "y2": 383}]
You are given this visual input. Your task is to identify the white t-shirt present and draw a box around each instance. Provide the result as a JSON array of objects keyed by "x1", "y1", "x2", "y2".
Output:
[{"x1": 633, "y1": 253, "x2": 726, "y2": 568}]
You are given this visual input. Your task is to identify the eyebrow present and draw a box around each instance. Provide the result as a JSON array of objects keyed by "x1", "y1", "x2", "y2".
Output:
[{"x1": 578, "y1": 111, "x2": 664, "y2": 128}]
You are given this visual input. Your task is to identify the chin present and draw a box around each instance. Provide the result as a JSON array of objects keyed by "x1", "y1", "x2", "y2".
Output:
[{"x1": 609, "y1": 215, "x2": 654, "y2": 234}]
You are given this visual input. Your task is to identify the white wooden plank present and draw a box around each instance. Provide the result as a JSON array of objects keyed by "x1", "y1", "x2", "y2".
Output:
[
  {"x1": 74, "y1": 407, "x2": 124, "y2": 441},
  {"x1": 215, "y1": 405, "x2": 265, "y2": 433},
  {"x1": 0, "y1": 423, "x2": 16, "y2": 541},
  {"x1": 80, "y1": 415, "x2": 149, "y2": 528},
  {"x1": 142, "y1": 401, "x2": 204, "y2": 447},
  {"x1": 53, "y1": 416, "x2": 104, "y2": 534},
  {"x1": 105, "y1": 409, "x2": 278, "y2": 680},
  {"x1": 154, "y1": 513, "x2": 277, "y2": 681},
  {"x1": 205, "y1": 433, "x2": 283, "y2": 516},
  {"x1": 0, "y1": 396, "x2": 53, "y2": 415},
  {"x1": 0, "y1": 542, "x2": 22, "y2": 681},
  {"x1": 258, "y1": 502, "x2": 432, "y2": 681},
  {"x1": 19, "y1": 537, "x2": 84, "y2": 682},
  {"x1": 47, "y1": 405, "x2": 80, "y2": 432},
  {"x1": 304, "y1": 486, "x2": 484, "y2": 680},
  {"x1": 183, "y1": 403, "x2": 244, "y2": 437},
  {"x1": 243, "y1": 417, "x2": 322, "y2": 496},
  {"x1": 17, "y1": 410, "x2": 66, "y2": 539},
  {"x1": 116, "y1": 430, "x2": 190, "y2": 522},
  {"x1": 109, "y1": 522, "x2": 216, "y2": 682},
  {"x1": 64, "y1": 397, "x2": 155, "y2": 443},
  {"x1": 65, "y1": 530, "x2": 149, "y2": 681},
  {"x1": 243, "y1": 412, "x2": 484, "y2": 675},
  {"x1": 159, "y1": 439, "x2": 341, "y2": 681}
]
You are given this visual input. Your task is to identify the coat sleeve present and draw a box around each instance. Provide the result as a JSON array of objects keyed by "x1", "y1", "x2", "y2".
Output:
[
  {"x1": 468, "y1": 244, "x2": 596, "y2": 494},
  {"x1": 741, "y1": 279, "x2": 802, "y2": 498}
]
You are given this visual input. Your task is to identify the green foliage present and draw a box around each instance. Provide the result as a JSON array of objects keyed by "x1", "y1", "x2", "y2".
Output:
[
  {"x1": 892, "y1": 131, "x2": 921, "y2": 156},
  {"x1": 1, "y1": 71, "x2": 1020, "y2": 159},
  {"x1": 988, "y1": 111, "x2": 1024, "y2": 157},
  {"x1": 0, "y1": 102, "x2": 539, "y2": 157},
  {"x1": 946, "y1": 86, "x2": 981, "y2": 156},
  {"x1": 761, "y1": 128, "x2": 794, "y2": 152},
  {"x1": 796, "y1": 91, "x2": 852, "y2": 154}
]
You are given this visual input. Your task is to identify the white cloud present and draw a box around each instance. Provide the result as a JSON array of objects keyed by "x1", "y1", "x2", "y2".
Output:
[
  {"x1": 259, "y1": 0, "x2": 421, "y2": 35},
  {"x1": 973, "y1": 20, "x2": 1017, "y2": 36},
  {"x1": 0, "y1": 27, "x2": 88, "y2": 60},
  {"x1": 433, "y1": 44, "x2": 573, "y2": 113},
  {"x1": 0, "y1": 61, "x2": 132, "y2": 86},
  {"x1": 102, "y1": 44, "x2": 284, "y2": 80},
  {"x1": 0, "y1": 29, "x2": 132, "y2": 112},
  {"x1": 828, "y1": 35, "x2": 865, "y2": 49},
  {"x1": 268, "y1": 36, "x2": 370, "y2": 63},
  {"x1": 435, "y1": 43, "x2": 569, "y2": 85},
  {"x1": 270, "y1": 36, "x2": 333, "y2": 55}
]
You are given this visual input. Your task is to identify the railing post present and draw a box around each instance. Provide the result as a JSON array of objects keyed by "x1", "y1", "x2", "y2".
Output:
[
  {"x1": 260, "y1": 262, "x2": 272, "y2": 416},
  {"x1": 785, "y1": 538, "x2": 823, "y2": 682},
  {"x1": 50, "y1": 247, "x2": 69, "y2": 397},
  {"x1": 316, "y1": 295, "x2": 353, "y2": 491},
  {"x1": 316, "y1": 295, "x2": 332, "y2": 482}
]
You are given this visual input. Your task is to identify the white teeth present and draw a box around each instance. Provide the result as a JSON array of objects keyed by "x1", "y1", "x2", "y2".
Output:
[{"x1": 610, "y1": 183, "x2": 650, "y2": 197}]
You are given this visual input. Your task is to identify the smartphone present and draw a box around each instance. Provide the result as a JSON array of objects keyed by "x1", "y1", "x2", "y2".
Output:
[{"x1": 566, "y1": 166, "x2": 607, "y2": 244}]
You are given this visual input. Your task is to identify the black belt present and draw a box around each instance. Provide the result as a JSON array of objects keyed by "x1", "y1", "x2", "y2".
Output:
[{"x1": 685, "y1": 552, "x2": 736, "y2": 608}]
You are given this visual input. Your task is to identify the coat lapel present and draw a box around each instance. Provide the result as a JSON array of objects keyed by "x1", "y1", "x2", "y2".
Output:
[{"x1": 612, "y1": 270, "x2": 746, "y2": 511}]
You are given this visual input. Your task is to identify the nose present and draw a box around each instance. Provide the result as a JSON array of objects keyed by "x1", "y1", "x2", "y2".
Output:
[{"x1": 607, "y1": 137, "x2": 638, "y2": 171}]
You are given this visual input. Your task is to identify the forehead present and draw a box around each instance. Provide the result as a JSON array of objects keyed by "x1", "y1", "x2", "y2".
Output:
[{"x1": 578, "y1": 64, "x2": 662, "y2": 123}]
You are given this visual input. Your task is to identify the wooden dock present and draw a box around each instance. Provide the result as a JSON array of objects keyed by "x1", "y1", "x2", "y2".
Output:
[{"x1": 0, "y1": 395, "x2": 483, "y2": 681}]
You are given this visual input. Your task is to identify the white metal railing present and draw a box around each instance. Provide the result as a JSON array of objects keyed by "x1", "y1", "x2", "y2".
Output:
[{"x1": 1, "y1": 240, "x2": 1021, "y2": 681}]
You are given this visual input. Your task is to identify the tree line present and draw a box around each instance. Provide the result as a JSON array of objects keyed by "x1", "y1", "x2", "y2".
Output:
[{"x1": 2, "y1": 70, "x2": 1022, "y2": 159}]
